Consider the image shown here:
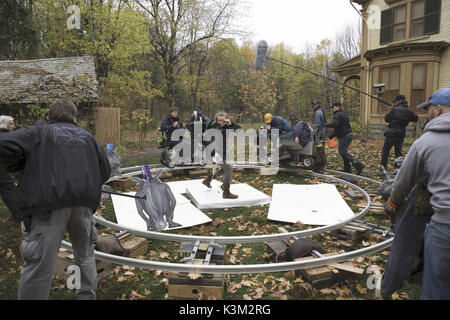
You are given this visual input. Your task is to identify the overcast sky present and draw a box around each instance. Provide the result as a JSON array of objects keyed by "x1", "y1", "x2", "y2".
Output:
[{"x1": 240, "y1": 0, "x2": 362, "y2": 53}]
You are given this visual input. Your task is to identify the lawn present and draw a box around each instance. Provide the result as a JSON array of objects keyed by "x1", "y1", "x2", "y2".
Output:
[{"x1": 0, "y1": 136, "x2": 422, "y2": 300}]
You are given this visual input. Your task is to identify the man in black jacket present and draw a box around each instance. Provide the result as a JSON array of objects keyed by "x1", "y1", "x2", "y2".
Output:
[
  {"x1": 0, "y1": 99, "x2": 111, "y2": 300},
  {"x1": 326, "y1": 102, "x2": 365, "y2": 175},
  {"x1": 381, "y1": 95, "x2": 418, "y2": 170},
  {"x1": 160, "y1": 107, "x2": 184, "y2": 148}
]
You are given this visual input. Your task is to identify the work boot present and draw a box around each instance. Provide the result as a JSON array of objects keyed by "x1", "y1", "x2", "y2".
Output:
[
  {"x1": 202, "y1": 175, "x2": 213, "y2": 188},
  {"x1": 221, "y1": 182, "x2": 238, "y2": 199},
  {"x1": 343, "y1": 162, "x2": 352, "y2": 174},
  {"x1": 354, "y1": 161, "x2": 365, "y2": 176}
]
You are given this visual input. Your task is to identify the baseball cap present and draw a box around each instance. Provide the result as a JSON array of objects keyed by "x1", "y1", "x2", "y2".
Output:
[
  {"x1": 331, "y1": 102, "x2": 342, "y2": 108},
  {"x1": 392, "y1": 94, "x2": 406, "y2": 103},
  {"x1": 264, "y1": 113, "x2": 273, "y2": 124},
  {"x1": 312, "y1": 100, "x2": 321, "y2": 105},
  {"x1": 417, "y1": 88, "x2": 450, "y2": 109}
]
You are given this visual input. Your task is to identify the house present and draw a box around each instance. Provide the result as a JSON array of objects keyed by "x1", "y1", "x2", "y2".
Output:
[{"x1": 334, "y1": 0, "x2": 449, "y2": 133}]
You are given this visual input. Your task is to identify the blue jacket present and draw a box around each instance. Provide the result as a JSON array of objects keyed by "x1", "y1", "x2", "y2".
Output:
[{"x1": 271, "y1": 116, "x2": 293, "y2": 138}]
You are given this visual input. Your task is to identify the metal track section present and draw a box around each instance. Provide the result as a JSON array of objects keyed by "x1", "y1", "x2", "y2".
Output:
[{"x1": 60, "y1": 164, "x2": 393, "y2": 274}]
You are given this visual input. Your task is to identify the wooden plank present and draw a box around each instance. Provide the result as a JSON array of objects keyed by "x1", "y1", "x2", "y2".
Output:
[
  {"x1": 95, "y1": 107, "x2": 121, "y2": 146},
  {"x1": 118, "y1": 234, "x2": 148, "y2": 258}
]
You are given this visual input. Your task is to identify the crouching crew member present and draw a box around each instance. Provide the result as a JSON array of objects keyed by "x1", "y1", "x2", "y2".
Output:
[{"x1": 326, "y1": 102, "x2": 364, "y2": 175}]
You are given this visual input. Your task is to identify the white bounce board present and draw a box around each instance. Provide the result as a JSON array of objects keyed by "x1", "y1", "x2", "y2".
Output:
[
  {"x1": 111, "y1": 192, "x2": 212, "y2": 232},
  {"x1": 165, "y1": 180, "x2": 193, "y2": 205},
  {"x1": 268, "y1": 184, "x2": 355, "y2": 226},
  {"x1": 185, "y1": 179, "x2": 272, "y2": 210}
]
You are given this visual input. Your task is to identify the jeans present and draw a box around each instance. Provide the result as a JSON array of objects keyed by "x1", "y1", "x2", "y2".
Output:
[
  {"x1": 381, "y1": 135, "x2": 404, "y2": 169},
  {"x1": 212, "y1": 164, "x2": 233, "y2": 184},
  {"x1": 338, "y1": 133, "x2": 359, "y2": 171},
  {"x1": 421, "y1": 220, "x2": 450, "y2": 300},
  {"x1": 18, "y1": 207, "x2": 98, "y2": 300}
]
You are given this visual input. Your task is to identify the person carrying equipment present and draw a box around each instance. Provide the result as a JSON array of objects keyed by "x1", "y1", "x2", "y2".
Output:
[
  {"x1": 380, "y1": 95, "x2": 418, "y2": 171},
  {"x1": 326, "y1": 102, "x2": 365, "y2": 175}
]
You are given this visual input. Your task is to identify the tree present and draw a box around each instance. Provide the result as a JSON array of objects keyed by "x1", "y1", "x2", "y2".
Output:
[
  {"x1": 131, "y1": 0, "x2": 242, "y2": 108},
  {"x1": 0, "y1": 0, "x2": 39, "y2": 60}
]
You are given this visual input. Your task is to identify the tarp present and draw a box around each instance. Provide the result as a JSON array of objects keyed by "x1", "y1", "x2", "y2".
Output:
[
  {"x1": 267, "y1": 184, "x2": 355, "y2": 225},
  {"x1": 184, "y1": 179, "x2": 272, "y2": 210}
]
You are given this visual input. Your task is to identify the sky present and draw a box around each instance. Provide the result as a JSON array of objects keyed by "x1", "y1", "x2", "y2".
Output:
[{"x1": 240, "y1": 0, "x2": 363, "y2": 53}]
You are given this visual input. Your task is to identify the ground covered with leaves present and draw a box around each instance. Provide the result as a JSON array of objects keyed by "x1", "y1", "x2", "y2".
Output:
[{"x1": 0, "y1": 137, "x2": 422, "y2": 300}]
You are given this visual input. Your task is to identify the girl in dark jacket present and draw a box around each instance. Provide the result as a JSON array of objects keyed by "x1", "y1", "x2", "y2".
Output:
[{"x1": 202, "y1": 111, "x2": 241, "y2": 199}]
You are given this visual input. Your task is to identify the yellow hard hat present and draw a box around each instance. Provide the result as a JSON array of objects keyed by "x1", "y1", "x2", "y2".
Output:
[{"x1": 264, "y1": 113, "x2": 272, "y2": 124}]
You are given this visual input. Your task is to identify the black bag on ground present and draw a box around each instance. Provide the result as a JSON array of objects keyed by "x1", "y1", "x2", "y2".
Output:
[{"x1": 285, "y1": 238, "x2": 327, "y2": 261}]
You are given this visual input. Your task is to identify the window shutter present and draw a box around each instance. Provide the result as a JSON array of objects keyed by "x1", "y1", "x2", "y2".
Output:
[
  {"x1": 424, "y1": 0, "x2": 441, "y2": 35},
  {"x1": 380, "y1": 9, "x2": 393, "y2": 45}
]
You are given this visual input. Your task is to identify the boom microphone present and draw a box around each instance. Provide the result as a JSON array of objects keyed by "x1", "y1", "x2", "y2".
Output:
[{"x1": 254, "y1": 40, "x2": 268, "y2": 70}]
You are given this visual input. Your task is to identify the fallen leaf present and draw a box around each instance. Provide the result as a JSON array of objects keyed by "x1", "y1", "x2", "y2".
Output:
[
  {"x1": 159, "y1": 252, "x2": 170, "y2": 259},
  {"x1": 356, "y1": 284, "x2": 367, "y2": 295}
]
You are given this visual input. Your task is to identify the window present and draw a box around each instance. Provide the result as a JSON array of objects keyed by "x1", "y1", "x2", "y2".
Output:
[
  {"x1": 411, "y1": 64, "x2": 427, "y2": 112},
  {"x1": 380, "y1": 0, "x2": 441, "y2": 45},
  {"x1": 411, "y1": 0, "x2": 425, "y2": 37},
  {"x1": 393, "y1": 5, "x2": 407, "y2": 41},
  {"x1": 377, "y1": 66, "x2": 400, "y2": 115}
]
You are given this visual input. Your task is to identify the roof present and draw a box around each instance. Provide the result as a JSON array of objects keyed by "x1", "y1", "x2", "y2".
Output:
[
  {"x1": 0, "y1": 56, "x2": 98, "y2": 105},
  {"x1": 332, "y1": 54, "x2": 362, "y2": 73},
  {"x1": 364, "y1": 41, "x2": 450, "y2": 61}
]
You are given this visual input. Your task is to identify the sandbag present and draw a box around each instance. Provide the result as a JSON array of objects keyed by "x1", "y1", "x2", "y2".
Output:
[
  {"x1": 285, "y1": 238, "x2": 327, "y2": 261},
  {"x1": 95, "y1": 234, "x2": 127, "y2": 256},
  {"x1": 135, "y1": 166, "x2": 181, "y2": 231}
]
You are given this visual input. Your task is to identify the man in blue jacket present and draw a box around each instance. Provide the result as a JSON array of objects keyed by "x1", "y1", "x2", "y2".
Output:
[{"x1": 0, "y1": 99, "x2": 111, "y2": 300}]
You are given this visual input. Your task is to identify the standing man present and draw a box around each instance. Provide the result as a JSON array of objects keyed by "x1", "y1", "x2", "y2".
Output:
[
  {"x1": 381, "y1": 95, "x2": 418, "y2": 170},
  {"x1": 311, "y1": 100, "x2": 327, "y2": 139},
  {"x1": 160, "y1": 107, "x2": 185, "y2": 148},
  {"x1": 0, "y1": 99, "x2": 111, "y2": 300},
  {"x1": 387, "y1": 88, "x2": 450, "y2": 300},
  {"x1": 326, "y1": 102, "x2": 365, "y2": 175}
]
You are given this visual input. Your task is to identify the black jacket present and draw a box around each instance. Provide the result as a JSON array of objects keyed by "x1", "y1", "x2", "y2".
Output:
[
  {"x1": 385, "y1": 103, "x2": 418, "y2": 137},
  {"x1": 206, "y1": 121, "x2": 241, "y2": 161},
  {"x1": 160, "y1": 115, "x2": 184, "y2": 141},
  {"x1": 0, "y1": 120, "x2": 111, "y2": 218},
  {"x1": 326, "y1": 110, "x2": 352, "y2": 139}
]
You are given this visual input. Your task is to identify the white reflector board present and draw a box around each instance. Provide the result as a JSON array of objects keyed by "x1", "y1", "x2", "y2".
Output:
[
  {"x1": 268, "y1": 184, "x2": 355, "y2": 226},
  {"x1": 111, "y1": 192, "x2": 212, "y2": 231},
  {"x1": 185, "y1": 180, "x2": 272, "y2": 210},
  {"x1": 165, "y1": 180, "x2": 193, "y2": 205}
]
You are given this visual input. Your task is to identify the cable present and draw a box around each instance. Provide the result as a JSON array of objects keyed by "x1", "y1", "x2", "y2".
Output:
[{"x1": 267, "y1": 57, "x2": 391, "y2": 106}]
